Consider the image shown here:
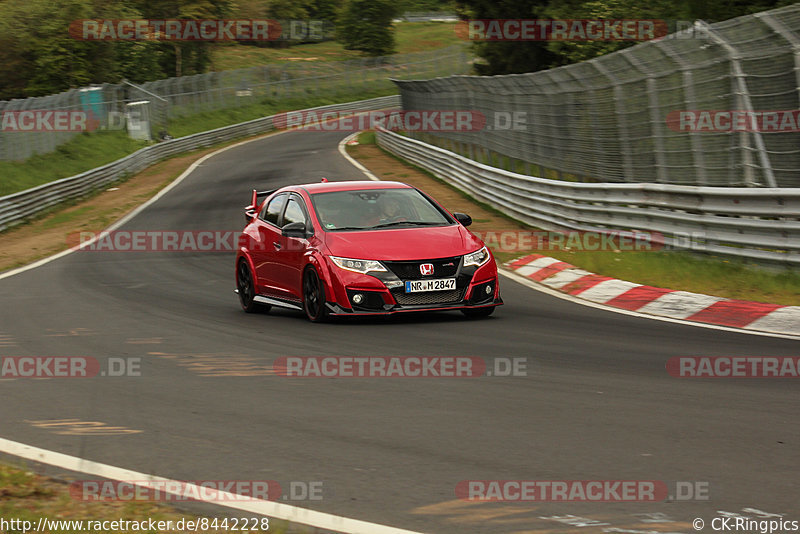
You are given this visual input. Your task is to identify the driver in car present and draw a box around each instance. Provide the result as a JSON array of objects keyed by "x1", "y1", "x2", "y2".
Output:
[{"x1": 378, "y1": 196, "x2": 407, "y2": 224}]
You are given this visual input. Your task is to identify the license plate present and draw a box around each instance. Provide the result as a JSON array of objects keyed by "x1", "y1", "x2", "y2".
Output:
[{"x1": 405, "y1": 278, "x2": 456, "y2": 293}]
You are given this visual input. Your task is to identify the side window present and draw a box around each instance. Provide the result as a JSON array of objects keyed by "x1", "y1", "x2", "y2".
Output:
[
  {"x1": 260, "y1": 193, "x2": 286, "y2": 226},
  {"x1": 282, "y1": 197, "x2": 307, "y2": 228}
]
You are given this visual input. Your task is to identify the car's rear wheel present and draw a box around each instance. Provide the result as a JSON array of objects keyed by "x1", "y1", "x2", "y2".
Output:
[
  {"x1": 461, "y1": 306, "x2": 495, "y2": 318},
  {"x1": 303, "y1": 267, "x2": 328, "y2": 323},
  {"x1": 237, "y1": 260, "x2": 269, "y2": 313}
]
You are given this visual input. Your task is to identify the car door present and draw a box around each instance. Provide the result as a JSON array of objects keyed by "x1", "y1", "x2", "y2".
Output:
[
  {"x1": 273, "y1": 194, "x2": 311, "y2": 301},
  {"x1": 252, "y1": 192, "x2": 287, "y2": 296}
]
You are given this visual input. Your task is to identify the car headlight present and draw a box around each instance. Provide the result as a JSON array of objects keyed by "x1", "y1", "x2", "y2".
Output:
[
  {"x1": 463, "y1": 246, "x2": 490, "y2": 267},
  {"x1": 330, "y1": 256, "x2": 387, "y2": 274}
]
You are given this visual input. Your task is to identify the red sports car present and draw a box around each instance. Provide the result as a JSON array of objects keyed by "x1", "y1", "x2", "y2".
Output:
[{"x1": 234, "y1": 180, "x2": 502, "y2": 322}]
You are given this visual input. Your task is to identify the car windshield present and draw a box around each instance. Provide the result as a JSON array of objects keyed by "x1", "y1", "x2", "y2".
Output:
[{"x1": 311, "y1": 188, "x2": 452, "y2": 231}]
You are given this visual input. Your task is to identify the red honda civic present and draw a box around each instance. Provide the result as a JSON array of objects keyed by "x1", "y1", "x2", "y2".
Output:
[{"x1": 234, "y1": 180, "x2": 502, "y2": 322}]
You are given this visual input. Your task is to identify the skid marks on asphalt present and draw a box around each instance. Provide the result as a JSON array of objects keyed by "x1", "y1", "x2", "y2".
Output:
[
  {"x1": 25, "y1": 419, "x2": 142, "y2": 436},
  {"x1": 148, "y1": 351, "x2": 276, "y2": 377},
  {"x1": 43, "y1": 327, "x2": 96, "y2": 338},
  {"x1": 125, "y1": 337, "x2": 165, "y2": 345},
  {"x1": 412, "y1": 500, "x2": 693, "y2": 533},
  {"x1": 0, "y1": 332, "x2": 17, "y2": 347}
]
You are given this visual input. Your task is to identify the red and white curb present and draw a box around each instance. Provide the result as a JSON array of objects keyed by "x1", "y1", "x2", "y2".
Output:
[{"x1": 506, "y1": 254, "x2": 800, "y2": 336}]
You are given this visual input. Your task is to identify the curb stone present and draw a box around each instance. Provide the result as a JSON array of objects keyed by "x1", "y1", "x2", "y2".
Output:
[{"x1": 505, "y1": 254, "x2": 800, "y2": 336}]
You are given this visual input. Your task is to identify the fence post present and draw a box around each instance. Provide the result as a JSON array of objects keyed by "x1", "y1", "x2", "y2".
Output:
[
  {"x1": 699, "y1": 20, "x2": 777, "y2": 187},
  {"x1": 653, "y1": 42, "x2": 709, "y2": 186},
  {"x1": 592, "y1": 59, "x2": 636, "y2": 183},
  {"x1": 619, "y1": 52, "x2": 670, "y2": 183}
]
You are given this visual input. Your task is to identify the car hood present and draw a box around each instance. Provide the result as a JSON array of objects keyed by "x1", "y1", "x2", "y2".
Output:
[{"x1": 323, "y1": 225, "x2": 484, "y2": 261}]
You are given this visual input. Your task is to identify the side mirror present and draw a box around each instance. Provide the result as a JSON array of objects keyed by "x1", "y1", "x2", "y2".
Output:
[
  {"x1": 282, "y1": 221, "x2": 308, "y2": 238},
  {"x1": 453, "y1": 212, "x2": 472, "y2": 227},
  {"x1": 244, "y1": 209, "x2": 257, "y2": 224}
]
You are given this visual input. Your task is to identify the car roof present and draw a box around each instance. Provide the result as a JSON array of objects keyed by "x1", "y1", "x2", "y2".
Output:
[{"x1": 291, "y1": 180, "x2": 413, "y2": 195}]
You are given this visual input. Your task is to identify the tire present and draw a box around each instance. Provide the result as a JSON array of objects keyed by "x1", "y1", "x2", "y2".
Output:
[
  {"x1": 237, "y1": 260, "x2": 269, "y2": 313},
  {"x1": 303, "y1": 267, "x2": 329, "y2": 323},
  {"x1": 461, "y1": 306, "x2": 495, "y2": 319}
]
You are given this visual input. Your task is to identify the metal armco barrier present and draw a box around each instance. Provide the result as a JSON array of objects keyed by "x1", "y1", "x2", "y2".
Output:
[
  {"x1": 376, "y1": 127, "x2": 800, "y2": 264},
  {"x1": 0, "y1": 96, "x2": 399, "y2": 232}
]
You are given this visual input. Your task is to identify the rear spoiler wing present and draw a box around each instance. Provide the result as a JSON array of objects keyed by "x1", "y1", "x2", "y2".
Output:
[{"x1": 244, "y1": 189, "x2": 277, "y2": 222}]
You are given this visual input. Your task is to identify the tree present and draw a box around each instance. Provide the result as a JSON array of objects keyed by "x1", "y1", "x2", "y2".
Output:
[
  {"x1": 0, "y1": 0, "x2": 164, "y2": 99},
  {"x1": 680, "y1": 0, "x2": 795, "y2": 21},
  {"x1": 308, "y1": 0, "x2": 340, "y2": 22},
  {"x1": 338, "y1": 0, "x2": 400, "y2": 57},
  {"x1": 455, "y1": 0, "x2": 796, "y2": 75},
  {"x1": 543, "y1": 0, "x2": 677, "y2": 67},
  {"x1": 129, "y1": 0, "x2": 235, "y2": 76},
  {"x1": 454, "y1": 0, "x2": 556, "y2": 75},
  {"x1": 266, "y1": 0, "x2": 312, "y2": 48}
]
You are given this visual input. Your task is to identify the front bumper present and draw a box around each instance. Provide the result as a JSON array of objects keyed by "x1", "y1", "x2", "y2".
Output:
[
  {"x1": 324, "y1": 255, "x2": 502, "y2": 316},
  {"x1": 325, "y1": 297, "x2": 503, "y2": 316}
]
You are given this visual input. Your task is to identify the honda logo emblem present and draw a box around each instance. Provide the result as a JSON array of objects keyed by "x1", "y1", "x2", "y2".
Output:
[{"x1": 420, "y1": 263, "x2": 434, "y2": 276}]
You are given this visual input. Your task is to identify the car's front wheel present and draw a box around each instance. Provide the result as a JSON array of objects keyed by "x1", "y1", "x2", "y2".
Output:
[
  {"x1": 303, "y1": 267, "x2": 329, "y2": 323},
  {"x1": 237, "y1": 260, "x2": 269, "y2": 313}
]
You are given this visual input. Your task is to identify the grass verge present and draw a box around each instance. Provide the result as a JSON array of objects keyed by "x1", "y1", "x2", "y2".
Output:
[
  {"x1": 0, "y1": 132, "x2": 148, "y2": 198},
  {"x1": 210, "y1": 22, "x2": 462, "y2": 70},
  {"x1": 348, "y1": 131, "x2": 800, "y2": 306},
  {"x1": 0, "y1": 462, "x2": 290, "y2": 533},
  {"x1": 167, "y1": 89, "x2": 395, "y2": 139}
]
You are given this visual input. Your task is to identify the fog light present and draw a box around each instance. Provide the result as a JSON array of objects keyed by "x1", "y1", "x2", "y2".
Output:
[
  {"x1": 485, "y1": 285, "x2": 493, "y2": 295},
  {"x1": 352, "y1": 293, "x2": 364, "y2": 305}
]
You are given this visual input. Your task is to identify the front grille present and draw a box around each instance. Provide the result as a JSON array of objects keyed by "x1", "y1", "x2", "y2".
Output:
[
  {"x1": 391, "y1": 288, "x2": 466, "y2": 306},
  {"x1": 383, "y1": 256, "x2": 461, "y2": 280}
]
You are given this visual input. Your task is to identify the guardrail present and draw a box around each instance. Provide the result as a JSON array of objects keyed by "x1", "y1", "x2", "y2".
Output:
[
  {"x1": 376, "y1": 127, "x2": 800, "y2": 264},
  {"x1": 0, "y1": 95, "x2": 399, "y2": 232}
]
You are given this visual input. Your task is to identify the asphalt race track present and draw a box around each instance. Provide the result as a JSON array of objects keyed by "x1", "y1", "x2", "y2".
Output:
[{"x1": 1, "y1": 128, "x2": 799, "y2": 533}]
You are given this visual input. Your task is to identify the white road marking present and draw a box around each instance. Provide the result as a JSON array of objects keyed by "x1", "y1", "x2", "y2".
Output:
[
  {"x1": 338, "y1": 132, "x2": 381, "y2": 181},
  {"x1": 0, "y1": 437, "x2": 422, "y2": 534},
  {"x1": 0, "y1": 128, "x2": 426, "y2": 534}
]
